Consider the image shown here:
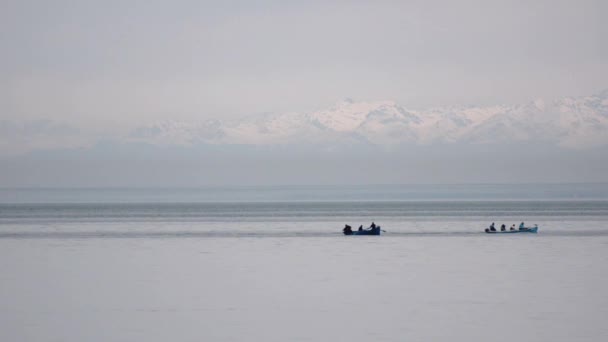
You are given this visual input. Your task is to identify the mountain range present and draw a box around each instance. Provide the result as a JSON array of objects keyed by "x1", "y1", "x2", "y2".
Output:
[
  {"x1": 130, "y1": 90, "x2": 608, "y2": 149},
  {"x1": 3, "y1": 90, "x2": 608, "y2": 186}
]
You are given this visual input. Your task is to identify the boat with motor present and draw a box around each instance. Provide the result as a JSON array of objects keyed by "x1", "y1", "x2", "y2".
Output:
[{"x1": 485, "y1": 225, "x2": 538, "y2": 234}]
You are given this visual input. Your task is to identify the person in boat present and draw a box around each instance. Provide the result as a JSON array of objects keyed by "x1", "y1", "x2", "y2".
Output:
[
  {"x1": 519, "y1": 222, "x2": 525, "y2": 230},
  {"x1": 370, "y1": 222, "x2": 377, "y2": 229},
  {"x1": 358, "y1": 225, "x2": 363, "y2": 231},
  {"x1": 510, "y1": 224, "x2": 516, "y2": 231},
  {"x1": 500, "y1": 224, "x2": 506, "y2": 231},
  {"x1": 489, "y1": 222, "x2": 496, "y2": 232},
  {"x1": 343, "y1": 224, "x2": 352, "y2": 234}
]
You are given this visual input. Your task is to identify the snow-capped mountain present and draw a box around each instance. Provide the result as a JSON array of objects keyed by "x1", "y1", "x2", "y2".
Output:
[{"x1": 130, "y1": 90, "x2": 608, "y2": 149}]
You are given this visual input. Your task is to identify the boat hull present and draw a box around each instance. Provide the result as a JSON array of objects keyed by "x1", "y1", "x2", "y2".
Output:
[
  {"x1": 344, "y1": 227, "x2": 381, "y2": 235},
  {"x1": 485, "y1": 227, "x2": 538, "y2": 234}
]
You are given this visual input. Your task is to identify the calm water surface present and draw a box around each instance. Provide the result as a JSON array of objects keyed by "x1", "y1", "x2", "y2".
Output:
[{"x1": 1, "y1": 185, "x2": 607, "y2": 341}]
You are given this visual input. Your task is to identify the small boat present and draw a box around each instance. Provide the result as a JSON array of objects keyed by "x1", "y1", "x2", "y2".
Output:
[
  {"x1": 344, "y1": 226, "x2": 382, "y2": 236},
  {"x1": 485, "y1": 226, "x2": 538, "y2": 234}
]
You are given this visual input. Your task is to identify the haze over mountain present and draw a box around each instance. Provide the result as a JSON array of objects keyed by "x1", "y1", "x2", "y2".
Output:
[
  {"x1": 130, "y1": 89, "x2": 608, "y2": 149},
  {"x1": 2, "y1": 90, "x2": 607, "y2": 187}
]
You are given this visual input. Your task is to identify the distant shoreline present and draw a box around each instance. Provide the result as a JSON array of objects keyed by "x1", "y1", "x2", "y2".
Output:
[{"x1": 1, "y1": 183, "x2": 607, "y2": 204}]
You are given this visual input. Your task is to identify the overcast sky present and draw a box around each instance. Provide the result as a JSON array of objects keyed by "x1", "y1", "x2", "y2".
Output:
[{"x1": 1, "y1": 0, "x2": 607, "y2": 130}]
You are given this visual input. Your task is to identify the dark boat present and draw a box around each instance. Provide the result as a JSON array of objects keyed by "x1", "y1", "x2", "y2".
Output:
[{"x1": 344, "y1": 226, "x2": 381, "y2": 236}]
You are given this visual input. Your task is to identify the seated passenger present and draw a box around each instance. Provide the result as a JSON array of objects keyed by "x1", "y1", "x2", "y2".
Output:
[
  {"x1": 519, "y1": 222, "x2": 525, "y2": 230},
  {"x1": 500, "y1": 224, "x2": 506, "y2": 231},
  {"x1": 510, "y1": 224, "x2": 515, "y2": 231},
  {"x1": 370, "y1": 222, "x2": 377, "y2": 229},
  {"x1": 343, "y1": 224, "x2": 352, "y2": 234},
  {"x1": 489, "y1": 222, "x2": 496, "y2": 231},
  {"x1": 358, "y1": 225, "x2": 363, "y2": 231}
]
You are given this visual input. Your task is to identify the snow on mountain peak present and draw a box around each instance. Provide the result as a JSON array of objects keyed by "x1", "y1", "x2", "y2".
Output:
[
  {"x1": 130, "y1": 91, "x2": 608, "y2": 148},
  {"x1": 309, "y1": 99, "x2": 401, "y2": 132},
  {"x1": 533, "y1": 98, "x2": 546, "y2": 111}
]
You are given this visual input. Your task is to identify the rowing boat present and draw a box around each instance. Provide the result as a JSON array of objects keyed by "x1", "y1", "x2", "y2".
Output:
[{"x1": 485, "y1": 226, "x2": 538, "y2": 234}]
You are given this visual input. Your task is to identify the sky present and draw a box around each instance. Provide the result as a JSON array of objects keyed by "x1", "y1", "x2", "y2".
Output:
[
  {"x1": 1, "y1": 0, "x2": 607, "y2": 128},
  {"x1": 1, "y1": 0, "x2": 607, "y2": 186}
]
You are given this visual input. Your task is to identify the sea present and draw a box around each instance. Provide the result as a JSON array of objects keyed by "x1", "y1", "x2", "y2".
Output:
[{"x1": 1, "y1": 184, "x2": 607, "y2": 341}]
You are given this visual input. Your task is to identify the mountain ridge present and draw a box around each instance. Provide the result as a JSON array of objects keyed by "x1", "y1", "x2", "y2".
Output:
[{"x1": 130, "y1": 90, "x2": 608, "y2": 149}]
